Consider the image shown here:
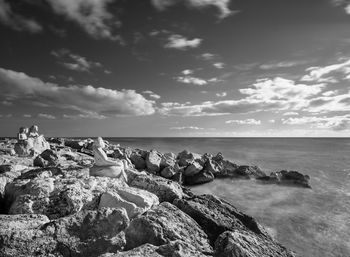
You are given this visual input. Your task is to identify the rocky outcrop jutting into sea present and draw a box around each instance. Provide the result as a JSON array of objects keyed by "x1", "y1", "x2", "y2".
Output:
[{"x1": 0, "y1": 137, "x2": 307, "y2": 256}]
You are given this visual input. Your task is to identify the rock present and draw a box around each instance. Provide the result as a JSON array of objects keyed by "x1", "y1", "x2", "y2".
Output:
[
  {"x1": 160, "y1": 152, "x2": 176, "y2": 169},
  {"x1": 43, "y1": 208, "x2": 128, "y2": 256},
  {"x1": 160, "y1": 166, "x2": 176, "y2": 179},
  {"x1": 0, "y1": 214, "x2": 56, "y2": 257},
  {"x1": 14, "y1": 136, "x2": 50, "y2": 156},
  {"x1": 146, "y1": 150, "x2": 162, "y2": 174},
  {"x1": 172, "y1": 171, "x2": 184, "y2": 184},
  {"x1": 214, "y1": 231, "x2": 295, "y2": 257},
  {"x1": 185, "y1": 170, "x2": 214, "y2": 185},
  {"x1": 90, "y1": 165, "x2": 127, "y2": 181},
  {"x1": 124, "y1": 202, "x2": 213, "y2": 254},
  {"x1": 129, "y1": 152, "x2": 146, "y2": 169},
  {"x1": 174, "y1": 194, "x2": 267, "y2": 244},
  {"x1": 33, "y1": 149, "x2": 59, "y2": 168},
  {"x1": 184, "y1": 161, "x2": 203, "y2": 176},
  {"x1": 258, "y1": 170, "x2": 311, "y2": 188},
  {"x1": 101, "y1": 244, "x2": 161, "y2": 257},
  {"x1": 177, "y1": 150, "x2": 204, "y2": 166},
  {"x1": 234, "y1": 165, "x2": 266, "y2": 178},
  {"x1": 47, "y1": 137, "x2": 65, "y2": 145},
  {"x1": 0, "y1": 209, "x2": 128, "y2": 257},
  {"x1": 64, "y1": 139, "x2": 86, "y2": 150},
  {"x1": 130, "y1": 174, "x2": 183, "y2": 202},
  {"x1": 99, "y1": 186, "x2": 159, "y2": 219},
  {"x1": 17, "y1": 167, "x2": 63, "y2": 180},
  {"x1": 5, "y1": 175, "x2": 127, "y2": 219}
]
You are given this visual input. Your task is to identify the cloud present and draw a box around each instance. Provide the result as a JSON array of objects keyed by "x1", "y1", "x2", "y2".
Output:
[
  {"x1": 282, "y1": 115, "x2": 350, "y2": 131},
  {"x1": 45, "y1": 0, "x2": 122, "y2": 41},
  {"x1": 259, "y1": 60, "x2": 309, "y2": 70},
  {"x1": 160, "y1": 77, "x2": 326, "y2": 116},
  {"x1": 0, "y1": 67, "x2": 156, "y2": 118},
  {"x1": 213, "y1": 62, "x2": 225, "y2": 69},
  {"x1": 283, "y1": 112, "x2": 299, "y2": 116},
  {"x1": 182, "y1": 69, "x2": 194, "y2": 75},
  {"x1": 269, "y1": 119, "x2": 275, "y2": 123},
  {"x1": 23, "y1": 114, "x2": 32, "y2": 118},
  {"x1": 170, "y1": 126, "x2": 204, "y2": 130},
  {"x1": 151, "y1": 0, "x2": 234, "y2": 19},
  {"x1": 63, "y1": 113, "x2": 106, "y2": 119},
  {"x1": 142, "y1": 90, "x2": 161, "y2": 99},
  {"x1": 176, "y1": 76, "x2": 208, "y2": 86},
  {"x1": 216, "y1": 92, "x2": 227, "y2": 97},
  {"x1": 225, "y1": 119, "x2": 261, "y2": 125},
  {"x1": 164, "y1": 34, "x2": 202, "y2": 50},
  {"x1": 0, "y1": 0, "x2": 42, "y2": 33},
  {"x1": 301, "y1": 58, "x2": 350, "y2": 83},
  {"x1": 199, "y1": 53, "x2": 216, "y2": 60},
  {"x1": 51, "y1": 48, "x2": 103, "y2": 73},
  {"x1": 38, "y1": 113, "x2": 56, "y2": 119}
]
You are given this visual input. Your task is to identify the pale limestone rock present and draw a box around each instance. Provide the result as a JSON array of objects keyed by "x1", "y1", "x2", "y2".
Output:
[
  {"x1": 184, "y1": 161, "x2": 203, "y2": 176},
  {"x1": 146, "y1": 150, "x2": 162, "y2": 173}
]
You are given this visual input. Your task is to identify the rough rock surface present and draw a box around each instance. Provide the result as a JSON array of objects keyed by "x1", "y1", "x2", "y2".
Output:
[
  {"x1": 99, "y1": 186, "x2": 159, "y2": 219},
  {"x1": 124, "y1": 202, "x2": 213, "y2": 254},
  {"x1": 185, "y1": 170, "x2": 215, "y2": 185},
  {"x1": 214, "y1": 230, "x2": 294, "y2": 257},
  {"x1": 129, "y1": 174, "x2": 183, "y2": 202},
  {"x1": 33, "y1": 149, "x2": 59, "y2": 167},
  {"x1": 257, "y1": 170, "x2": 311, "y2": 188},
  {"x1": 174, "y1": 194, "x2": 267, "y2": 244},
  {"x1": 146, "y1": 150, "x2": 162, "y2": 174},
  {"x1": 177, "y1": 150, "x2": 204, "y2": 167},
  {"x1": 184, "y1": 161, "x2": 203, "y2": 176},
  {"x1": 0, "y1": 209, "x2": 128, "y2": 257}
]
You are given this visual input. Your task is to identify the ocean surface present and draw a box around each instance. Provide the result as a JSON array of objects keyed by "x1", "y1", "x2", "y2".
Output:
[{"x1": 106, "y1": 137, "x2": 350, "y2": 257}]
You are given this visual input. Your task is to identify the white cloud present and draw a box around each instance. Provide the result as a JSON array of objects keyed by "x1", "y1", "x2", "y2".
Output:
[
  {"x1": 176, "y1": 76, "x2": 208, "y2": 86},
  {"x1": 0, "y1": 67, "x2": 156, "y2": 118},
  {"x1": 151, "y1": 0, "x2": 233, "y2": 19},
  {"x1": 199, "y1": 53, "x2": 216, "y2": 60},
  {"x1": 164, "y1": 34, "x2": 202, "y2": 50},
  {"x1": 225, "y1": 119, "x2": 261, "y2": 125},
  {"x1": 282, "y1": 115, "x2": 350, "y2": 131},
  {"x1": 160, "y1": 77, "x2": 327, "y2": 116},
  {"x1": 38, "y1": 113, "x2": 56, "y2": 119},
  {"x1": 213, "y1": 62, "x2": 225, "y2": 69},
  {"x1": 142, "y1": 90, "x2": 161, "y2": 100},
  {"x1": 23, "y1": 114, "x2": 32, "y2": 118},
  {"x1": 301, "y1": 58, "x2": 350, "y2": 83},
  {"x1": 269, "y1": 119, "x2": 276, "y2": 123},
  {"x1": 51, "y1": 49, "x2": 103, "y2": 73},
  {"x1": 170, "y1": 126, "x2": 204, "y2": 130},
  {"x1": 182, "y1": 69, "x2": 194, "y2": 75},
  {"x1": 216, "y1": 92, "x2": 227, "y2": 97},
  {"x1": 63, "y1": 113, "x2": 106, "y2": 119},
  {"x1": 283, "y1": 112, "x2": 299, "y2": 116},
  {"x1": 0, "y1": 0, "x2": 42, "y2": 33},
  {"x1": 259, "y1": 60, "x2": 309, "y2": 70},
  {"x1": 45, "y1": 0, "x2": 122, "y2": 41}
]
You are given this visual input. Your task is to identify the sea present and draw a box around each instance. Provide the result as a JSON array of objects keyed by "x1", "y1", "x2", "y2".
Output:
[{"x1": 106, "y1": 137, "x2": 350, "y2": 257}]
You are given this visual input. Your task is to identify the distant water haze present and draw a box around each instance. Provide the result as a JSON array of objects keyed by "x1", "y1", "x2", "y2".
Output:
[{"x1": 106, "y1": 137, "x2": 350, "y2": 257}]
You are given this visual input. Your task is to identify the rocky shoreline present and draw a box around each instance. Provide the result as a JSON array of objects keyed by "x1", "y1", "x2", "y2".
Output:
[{"x1": 0, "y1": 137, "x2": 309, "y2": 256}]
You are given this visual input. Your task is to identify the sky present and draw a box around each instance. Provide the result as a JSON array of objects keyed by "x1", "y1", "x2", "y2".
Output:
[{"x1": 0, "y1": 0, "x2": 350, "y2": 137}]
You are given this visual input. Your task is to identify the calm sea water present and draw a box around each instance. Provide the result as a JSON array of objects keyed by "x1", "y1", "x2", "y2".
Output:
[{"x1": 106, "y1": 137, "x2": 350, "y2": 257}]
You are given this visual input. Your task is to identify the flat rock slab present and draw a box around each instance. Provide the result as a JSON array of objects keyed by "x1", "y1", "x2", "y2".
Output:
[
  {"x1": 129, "y1": 174, "x2": 183, "y2": 203},
  {"x1": 174, "y1": 194, "x2": 267, "y2": 244}
]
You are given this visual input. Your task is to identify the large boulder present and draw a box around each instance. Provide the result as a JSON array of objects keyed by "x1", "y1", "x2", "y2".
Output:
[
  {"x1": 33, "y1": 149, "x2": 59, "y2": 168},
  {"x1": 14, "y1": 136, "x2": 50, "y2": 156},
  {"x1": 0, "y1": 209, "x2": 128, "y2": 257},
  {"x1": 160, "y1": 166, "x2": 176, "y2": 179},
  {"x1": 257, "y1": 170, "x2": 311, "y2": 188},
  {"x1": 160, "y1": 152, "x2": 176, "y2": 169},
  {"x1": 234, "y1": 165, "x2": 266, "y2": 179},
  {"x1": 124, "y1": 202, "x2": 213, "y2": 254},
  {"x1": 183, "y1": 161, "x2": 203, "y2": 176},
  {"x1": 146, "y1": 150, "x2": 162, "y2": 174},
  {"x1": 214, "y1": 230, "x2": 295, "y2": 257},
  {"x1": 99, "y1": 186, "x2": 159, "y2": 219},
  {"x1": 129, "y1": 152, "x2": 146, "y2": 170},
  {"x1": 184, "y1": 170, "x2": 214, "y2": 185},
  {"x1": 5, "y1": 173, "x2": 127, "y2": 219},
  {"x1": 64, "y1": 139, "x2": 86, "y2": 150},
  {"x1": 129, "y1": 174, "x2": 183, "y2": 203},
  {"x1": 174, "y1": 194, "x2": 267, "y2": 244},
  {"x1": 177, "y1": 150, "x2": 204, "y2": 167}
]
